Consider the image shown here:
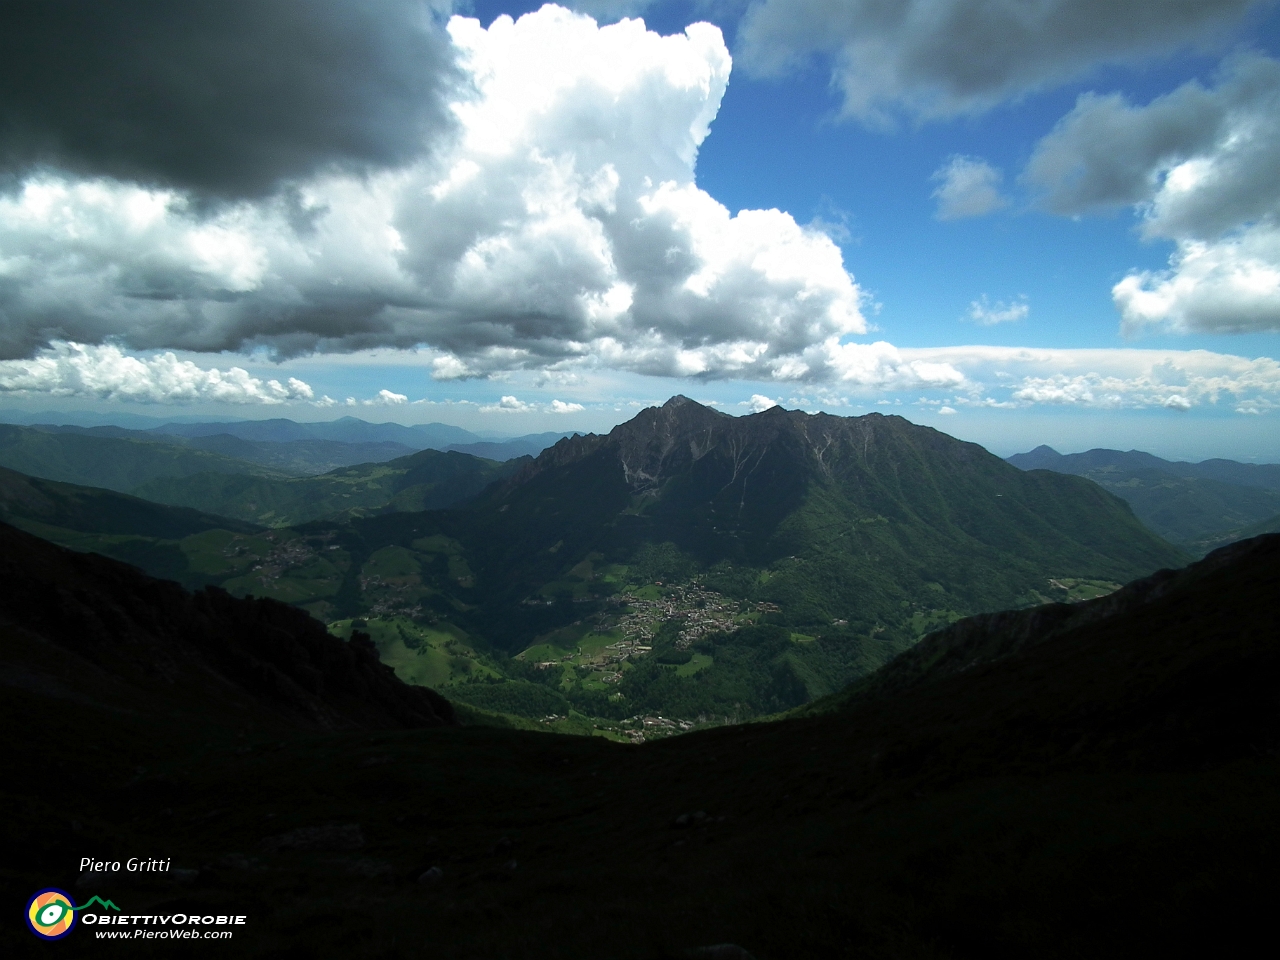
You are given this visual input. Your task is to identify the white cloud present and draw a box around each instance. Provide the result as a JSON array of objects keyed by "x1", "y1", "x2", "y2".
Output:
[
  {"x1": 0, "y1": 5, "x2": 865, "y2": 383},
  {"x1": 742, "y1": 394, "x2": 778, "y2": 412},
  {"x1": 901, "y1": 344, "x2": 1280, "y2": 412},
  {"x1": 366, "y1": 389, "x2": 409, "y2": 405},
  {"x1": 1113, "y1": 227, "x2": 1280, "y2": 334},
  {"x1": 479, "y1": 394, "x2": 588, "y2": 414},
  {"x1": 967, "y1": 295, "x2": 1029, "y2": 326},
  {"x1": 1024, "y1": 54, "x2": 1280, "y2": 333},
  {"x1": 481, "y1": 395, "x2": 534, "y2": 413},
  {"x1": 931, "y1": 156, "x2": 1007, "y2": 220},
  {"x1": 736, "y1": 0, "x2": 1256, "y2": 122},
  {"x1": 0, "y1": 341, "x2": 314, "y2": 404},
  {"x1": 938, "y1": 405, "x2": 957, "y2": 415},
  {"x1": 813, "y1": 340, "x2": 968, "y2": 390}
]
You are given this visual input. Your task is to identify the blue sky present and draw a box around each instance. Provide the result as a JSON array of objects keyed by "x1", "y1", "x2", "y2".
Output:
[{"x1": 1, "y1": 1, "x2": 1278, "y2": 459}]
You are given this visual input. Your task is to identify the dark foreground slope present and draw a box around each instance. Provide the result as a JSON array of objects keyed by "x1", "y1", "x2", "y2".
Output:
[
  {"x1": 0, "y1": 522, "x2": 453, "y2": 731},
  {"x1": 3, "y1": 532, "x2": 1277, "y2": 957}
]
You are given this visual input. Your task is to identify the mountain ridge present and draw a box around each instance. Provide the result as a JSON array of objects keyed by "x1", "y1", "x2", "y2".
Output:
[{"x1": 1008, "y1": 444, "x2": 1280, "y2": 551}]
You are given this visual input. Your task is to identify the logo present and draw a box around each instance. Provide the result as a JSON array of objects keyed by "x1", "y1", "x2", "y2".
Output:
[
  {"x1": 25, "y1": 892, "x2": 120, "y2": 940},
  {"x1": 26, "y1": 889, "x2": 77, "y2": 940}
]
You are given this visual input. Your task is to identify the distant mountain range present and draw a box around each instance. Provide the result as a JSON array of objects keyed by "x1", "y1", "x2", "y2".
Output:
[
  {"x1": 1008, "y1": 445, "x2": 1280, "y2": 553},
  {"x1": 2, "y1": 418, "x2": 574, "y2": 486},
  {"x1": 0, "y1": 422, "x2": 290, "y2": 491},
  {"x1": 28, "y1": 424, "x2": 422, "y2": 475}
]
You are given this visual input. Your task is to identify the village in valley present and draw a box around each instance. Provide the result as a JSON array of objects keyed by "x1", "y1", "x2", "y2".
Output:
[{"x1": 515, "y1": 579, "x2": 780, "y2": 742}]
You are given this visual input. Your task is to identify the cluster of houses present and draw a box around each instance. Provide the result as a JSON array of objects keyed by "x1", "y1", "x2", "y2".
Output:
[
  {"x1": 523, "y1": 582, "x2": 783, "y2": 690},
  {"x1": 356, "y1": 573, "x2": 426, "y2": 620},
  {"x1": 614, "y1": 583, "x2": 747, "y2": 650},
  {"x1": 246, "y1": 535, "x2": 325, "y2": 590}
]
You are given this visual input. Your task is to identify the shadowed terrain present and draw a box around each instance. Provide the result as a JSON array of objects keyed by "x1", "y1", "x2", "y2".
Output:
[{"x1": 3, "y1": 523, "x2": 1276, "y2": 957}]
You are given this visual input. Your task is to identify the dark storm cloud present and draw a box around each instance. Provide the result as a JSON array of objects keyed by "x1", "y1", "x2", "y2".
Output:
[
  {"x1": 737, "y1": 0, "x2": 1261, "y2": 120},
  {"x1": 0, "y1": 0, "x2": 460, "y2": 199}
]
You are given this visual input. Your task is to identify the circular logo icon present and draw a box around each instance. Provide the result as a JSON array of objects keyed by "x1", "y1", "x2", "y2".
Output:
[{"x1": 26, "y1": 889, "x2": 77, "y2": 940}]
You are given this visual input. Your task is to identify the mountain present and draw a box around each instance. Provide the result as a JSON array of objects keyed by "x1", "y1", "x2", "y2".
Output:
[
  {"x1": 0, "y1": 423, "x2": 287, "y2": 492},
  {"x1": 1008, "y1": 445, "x2": 1280, "y2": 551},
  {"x1": 0, "y1": 466, "x2": 258, "y2": 540},
  {"x1": 30, "y1": 423, "x2": 419, "y2": 475},
  {"x1": 152, "y1": 415, "x2": 481, "y2": 448},
  {"x1": 455, "y1": 397, "x2": 1184, "y2": 632},
  {"x1": 1010, "y1": 444, "x2": 1280, "y2": 489},
  {"x1": 200, "y1": 397, "x2": 1184, "y2": 723},
  {"x1": 130, "y1": 448, "x2": 524, "y2": 527},
  {"x1": 2, "y1": 524, "x2": 1275, "y2": 957}
]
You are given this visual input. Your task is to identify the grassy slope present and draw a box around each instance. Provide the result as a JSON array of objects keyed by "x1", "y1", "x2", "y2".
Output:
[{"x1": 131, "y1": 448, "x2": 520, "y2": 526}]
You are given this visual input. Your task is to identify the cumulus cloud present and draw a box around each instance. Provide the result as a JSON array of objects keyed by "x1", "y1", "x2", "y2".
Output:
[
  {"x1": 735, "y1": 0, "x2": 1257, "y2": 122},
  {"x1": 481, "y1": 395, "x2": 534, "y2": 413},
  {"x1": 1024, "y1": 54, "x2": 1280, "y2": 333},
  {"x1": 0, "y1": 0, "x2": 459, "y2": 199},
  {"x1": 931, "y1": 156, "x2": 1007, "y2": 220},
  {"x1": 0, "y1": 341, "x2": 314, "y2": 404},
  {"x1": 1112, "y1": 230, "x2": 1280, "y2": 334},
  {"x1": 742, "y1": 394, "x2": 778, "y2": 412},
  {"x1": 479, "y1": 394, "x2": 586, "y2": 414},
  {"x1": 0, "y1": 5, "x2": 866, "y2": 382},
  {"x1": 967, "y1": 295, "x2": 1029, "y2": 326}
]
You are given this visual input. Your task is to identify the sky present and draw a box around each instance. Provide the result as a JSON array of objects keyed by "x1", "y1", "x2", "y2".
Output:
[{"x1": 1, "y1": 0, "x2": 1278, "y2": 459}]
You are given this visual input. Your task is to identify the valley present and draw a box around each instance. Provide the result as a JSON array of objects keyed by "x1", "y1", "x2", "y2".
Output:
[{"x1": 1, "y1": 399, "x2": 1194, "y2": 732}]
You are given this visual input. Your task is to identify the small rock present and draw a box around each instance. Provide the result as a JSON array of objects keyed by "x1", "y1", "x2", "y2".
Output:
[
  {"x1": 417, "y1": 866, "x2": 444, "y2": 884},
  {"x1": 346, "y1": 859, "x2": 392, "y2": 879},
  {"x1": 262, "y1": 823, "x2": 364, "y2": 853},
  {"x1": 672, "y1": 810, "x2": 708, "y2": 829},
  {"x1": 685, "y1": 945, "x2": 756, "y2": 960}
]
